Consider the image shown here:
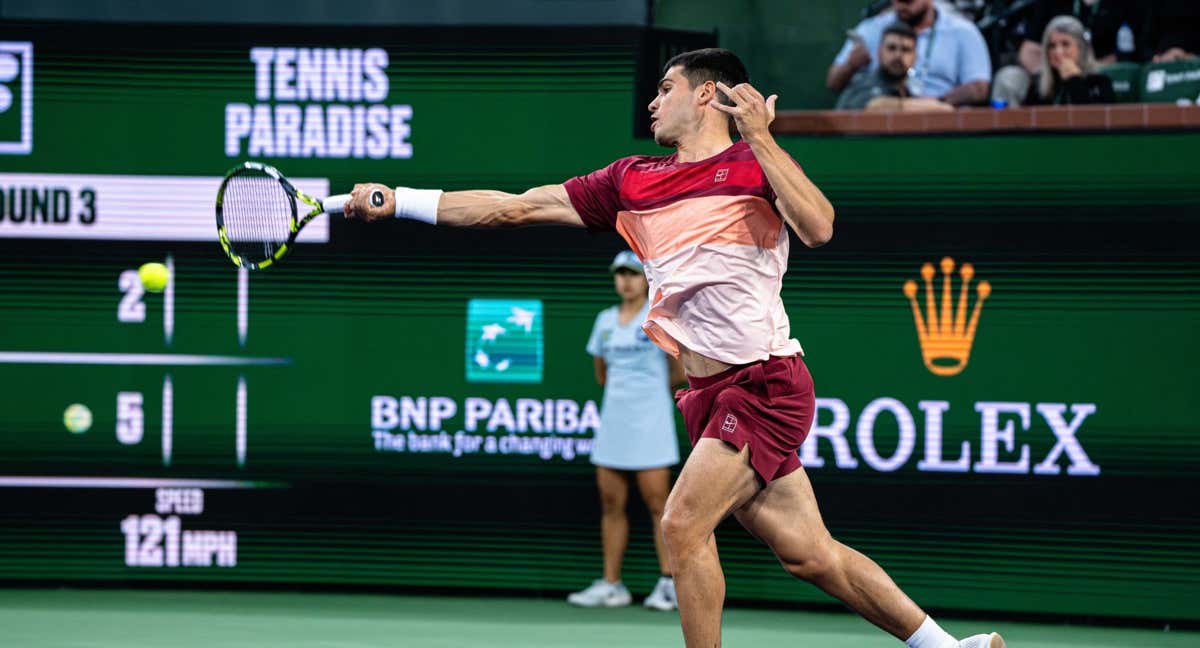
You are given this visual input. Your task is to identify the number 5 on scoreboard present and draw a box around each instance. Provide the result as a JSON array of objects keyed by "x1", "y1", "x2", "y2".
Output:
[{"x1": 116, "y1": 392, "x2": 144, "y2": 445}]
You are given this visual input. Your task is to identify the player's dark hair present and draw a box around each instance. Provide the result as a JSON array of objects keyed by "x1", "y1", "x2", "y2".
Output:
[
  {"x1": 664, "y1": 48, "x2": 749, "y2": 135},
  {"x1": 882, "y1": 22, "x2": 917, "y2": 42}
]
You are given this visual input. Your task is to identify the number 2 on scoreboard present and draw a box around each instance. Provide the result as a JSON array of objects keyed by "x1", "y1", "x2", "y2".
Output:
[{"x1": 117, "y1": 270, "x2": 146, "y2": 323}]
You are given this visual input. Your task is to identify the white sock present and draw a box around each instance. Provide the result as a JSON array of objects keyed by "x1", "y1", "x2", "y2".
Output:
[{"x1": 905, "y1": 615, "x2": 957, "y2": 648}]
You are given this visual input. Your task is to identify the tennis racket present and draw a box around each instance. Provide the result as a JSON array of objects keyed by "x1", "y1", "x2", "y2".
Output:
[{"x1": 215, "y1": 161, "x2": 383, "y2": 269}]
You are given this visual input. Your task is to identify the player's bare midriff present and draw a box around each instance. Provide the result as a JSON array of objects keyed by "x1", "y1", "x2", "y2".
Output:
[{"x1": 678, "y1": 345, "x2": 735, "y2": 379}]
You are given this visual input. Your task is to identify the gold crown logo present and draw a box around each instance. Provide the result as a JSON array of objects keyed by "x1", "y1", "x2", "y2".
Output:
[{"x1": 902, "y1": 257, "x2": 990, "y2": 377}]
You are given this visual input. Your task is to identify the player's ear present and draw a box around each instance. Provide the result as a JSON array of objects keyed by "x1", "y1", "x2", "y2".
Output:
[{"x1": 696, "y1": 79, "x2": 717, "y2": 106}]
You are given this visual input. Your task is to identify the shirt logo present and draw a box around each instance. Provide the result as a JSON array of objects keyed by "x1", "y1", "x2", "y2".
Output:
[
  {"x1": 713, "y1": 168, "x2": 729, "y2": 183},
  {"x1": 721, "y1": 413, "x2": 738, "y2": 435}
]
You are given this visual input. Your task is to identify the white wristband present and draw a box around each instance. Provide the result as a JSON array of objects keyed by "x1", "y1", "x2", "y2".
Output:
[{"x1": 394, "y1": 187, "x2": 443, "y2": 225}]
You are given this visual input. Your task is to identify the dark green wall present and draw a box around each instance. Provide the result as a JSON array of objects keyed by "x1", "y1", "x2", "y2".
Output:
[{"x1": 0, "y1": 20, "x2": 1198, "y2": 622}]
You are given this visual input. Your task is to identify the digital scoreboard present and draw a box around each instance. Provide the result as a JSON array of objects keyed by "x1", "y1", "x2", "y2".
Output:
[{"x1": 0, "y1": 21, "x2": 1197, "y2": 622}]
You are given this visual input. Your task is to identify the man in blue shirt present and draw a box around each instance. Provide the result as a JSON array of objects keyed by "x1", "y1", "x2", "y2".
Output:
[{"x1": 827, "y1": 0, "x2": 991, "y2": 107}]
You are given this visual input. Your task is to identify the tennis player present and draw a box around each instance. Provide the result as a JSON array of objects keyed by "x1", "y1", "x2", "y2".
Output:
[
  {"x1": 344, "y1": 48, "x2": 1003, "y2": 648},
  {"x1": 568, "y1": 250, "x2": 684, "y2": 610}
]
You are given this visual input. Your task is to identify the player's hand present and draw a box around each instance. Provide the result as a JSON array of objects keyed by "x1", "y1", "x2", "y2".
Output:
[
  {"x1": 711, "y1": 81, "x2": 778, "y2": 144},
  {"x1": 345, "y1": 183, "x2": 396, "y2": 222}
]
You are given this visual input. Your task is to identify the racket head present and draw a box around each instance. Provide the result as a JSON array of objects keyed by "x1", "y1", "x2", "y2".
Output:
[{"x1": 215, "y1": 161, "x2": 300, "y2": 270}]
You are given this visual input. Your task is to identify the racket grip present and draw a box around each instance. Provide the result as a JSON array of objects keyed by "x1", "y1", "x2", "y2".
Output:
[
  {"x1": 322, "y1": 194, "x2": 351, "y2": 215},
  {"x1": 322, "y1": 191, "x2": 385, "y2": 215}
]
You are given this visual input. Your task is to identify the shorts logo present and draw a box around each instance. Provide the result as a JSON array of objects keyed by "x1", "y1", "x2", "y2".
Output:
[
  {"x1": 721, "y1": 413, "x2": 737, "y2": 435},
  {"x1": 902, "y1": 257, "x2": 991, "y2": 377},
  {"x1": 713, "y1": 168, "x2": 729, "y2": 183},
  {"x1": 0, "y1": 41, "x2": 33, "y2": 155}
]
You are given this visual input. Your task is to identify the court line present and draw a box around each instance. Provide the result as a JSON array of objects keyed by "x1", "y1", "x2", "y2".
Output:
[
  {"x1": 238, "y1": 265, "x2": 249, "y2": 347},
  {"x1": 0, "y1": 352, "x2": 290, "y2": 366},
  {"x1": 0, "y1": 476, "x2": 285, "y2": 489},
  {"x1": 165, "y1": 254, "x2": 175, "y2": 347},
  {"x1": 162, "y1": 374, "x2": 174, "y2": 468},
  {"x1": 236, "y1": 375, "x2": 247, "y2": 468}
]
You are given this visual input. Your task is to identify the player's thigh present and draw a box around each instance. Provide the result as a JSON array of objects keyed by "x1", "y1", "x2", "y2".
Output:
[
  {"x1": 634, "y1": 467, "x2": 671, "y2": 513},
  {"x1": 663, "y1": 439, "x2": 760, "y2": 541},
  {"x1": 596, "y1": 466, "x2": 630, "y2": 511},
  {"x1": 733, "y1": 465, "x2": 833, "y2": 563}
]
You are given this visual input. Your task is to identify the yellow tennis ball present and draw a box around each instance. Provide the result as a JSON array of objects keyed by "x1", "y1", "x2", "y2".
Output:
[
  {"x1": 138, "y1": 262, "x2": 169, "y2": 293},
  {"x1": 63, "y1": 403, "x2": 93, "y2": 434}
]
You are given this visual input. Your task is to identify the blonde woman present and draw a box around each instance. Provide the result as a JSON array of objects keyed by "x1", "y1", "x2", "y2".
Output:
[
  {"x1": 567, "y1": 251, "x2": 685, "y2": 610},
  {"x1": 1026, "y1": 15, "x2": 1116, "y2": 105}
]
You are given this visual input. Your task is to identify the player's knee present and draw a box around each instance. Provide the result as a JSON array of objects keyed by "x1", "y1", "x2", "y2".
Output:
[
  {"x1": 780, "y1": 539, "x2": 840, "y2": 584},
  {"x1": 660, "y1": 505, "x2": 703, "y2": 554}
]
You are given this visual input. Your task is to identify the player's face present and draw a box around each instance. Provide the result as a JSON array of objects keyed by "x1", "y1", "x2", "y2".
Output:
[
  {"x1": 892, "y1": 0, "x2": 931, "y2": 24},
  {"x1": 613, "y1": 268, "x2": 648, "y2": 300},
  {"x1": 648, "y1": 65, "x2": 708, "y2": 147},
  {"x1": 879, "y1": 34, "x2": 916, "y2": 77}
]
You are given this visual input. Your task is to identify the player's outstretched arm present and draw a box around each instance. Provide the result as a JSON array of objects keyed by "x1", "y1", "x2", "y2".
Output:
[{"x1": 342, "y1": 183, "x2": 585, "y2": 228}]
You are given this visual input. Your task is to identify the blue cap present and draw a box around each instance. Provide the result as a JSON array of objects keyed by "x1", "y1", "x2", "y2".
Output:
[{"x1": 609, "y1": 250, "x2": 643, "y2": 273}]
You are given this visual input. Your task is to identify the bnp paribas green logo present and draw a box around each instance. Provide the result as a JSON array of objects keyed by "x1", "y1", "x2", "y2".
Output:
[{"x1": 465, "y1": 299, "x2": 543, "y2": 383}]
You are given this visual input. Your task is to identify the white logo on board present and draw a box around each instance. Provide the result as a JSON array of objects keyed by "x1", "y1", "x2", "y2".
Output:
[
  {"x1": 225, "y1": 47, "x2": 413, "y2": 160},
  {"x1": 1146, "y1": 69, "x2": 1166, "y2": 93},
  {"x1": 0, "y1": 41, "x2": 33, "y2": 155}
]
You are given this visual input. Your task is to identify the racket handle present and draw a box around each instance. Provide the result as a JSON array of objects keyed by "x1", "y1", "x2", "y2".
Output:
[
  {"x1": 322, "y1": 194, "x2": 351, "y2": 214},
  {"x1": 322, "y1": 191, "x2": 386, "y2": 215}
]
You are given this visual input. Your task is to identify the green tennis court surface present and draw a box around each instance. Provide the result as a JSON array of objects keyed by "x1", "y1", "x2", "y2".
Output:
[{"x1": 0, "y1": 589, "x2": 1192, "y2": 647}]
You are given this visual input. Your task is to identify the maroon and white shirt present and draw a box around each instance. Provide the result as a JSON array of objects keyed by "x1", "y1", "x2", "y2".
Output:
[{"x1": 565, "y1": 141, "x2": 803, "y2": 365}]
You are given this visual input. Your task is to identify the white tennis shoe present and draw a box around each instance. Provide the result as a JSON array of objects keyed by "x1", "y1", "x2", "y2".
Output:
[
  {"x1": 958, "y1": 632, "x2": 1005, "y2": 648},
  {"x1": 566, "y1": 579, "x2": 632, "y2": 608},
  {"x1": 643, "y1": 576, "x2": 677, "y2": 611}
]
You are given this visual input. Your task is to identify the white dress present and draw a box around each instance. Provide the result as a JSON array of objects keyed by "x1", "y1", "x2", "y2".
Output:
[{"x1": 586, "y1": 303, "x2": 680, "y2": 470}]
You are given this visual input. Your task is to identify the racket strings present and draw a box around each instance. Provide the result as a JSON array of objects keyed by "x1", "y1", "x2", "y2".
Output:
[{"x1": 222, "y1": 171, "x2": 294, "y2": 263}]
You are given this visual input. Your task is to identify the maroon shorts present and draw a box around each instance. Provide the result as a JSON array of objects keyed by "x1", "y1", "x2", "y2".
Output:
[{"x1": 674, "y1": 354, "x2": 816, "y2": 483}]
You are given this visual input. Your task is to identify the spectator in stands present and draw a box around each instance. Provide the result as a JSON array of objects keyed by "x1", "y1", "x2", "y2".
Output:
[
  {"x1": 992, "y1": 0, "x2": 1146, "y2": 106},
  {"x1": 1025, "y1": 15, "x2": 1116, "y2": 105},
  {"x1": 985, "y1": 1, "x2": 1043, "y2": 77},
  {"x1": 836, "y1": 22, "x2": 954, "y2": 112},
  {"x1": 827, "y1": 0, "x2": 991, "y2": 107},
  {"x1": 949, "y1": 0, "x2": 988, "y2": 22},
  {"x1": 1145, "y1": 0, "x2": 1200, "y2": 63}
]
